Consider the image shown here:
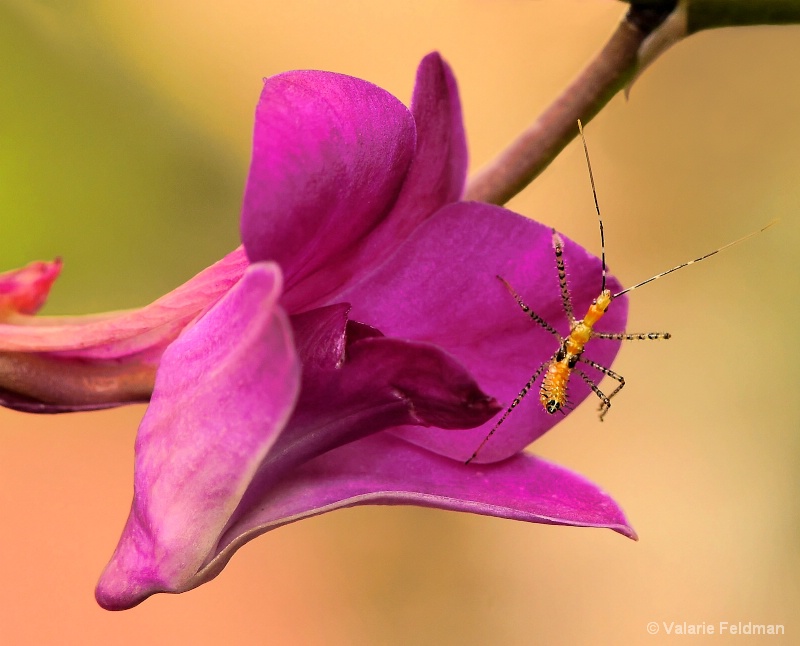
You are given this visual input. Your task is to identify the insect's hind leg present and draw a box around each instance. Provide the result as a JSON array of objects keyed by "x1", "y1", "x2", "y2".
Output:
[
  {"x1": 578, "y1": 358, "x2": 625, "y2": 421},
  {"x1": 588, "y1": 331, "x2": 666, "y2": 419},
  {"x1": 552, "y1": 229, "x2": 576, "y2": 325},
  {"x1": 465, "y1": 360, "x2": 550, "y2": 465}
]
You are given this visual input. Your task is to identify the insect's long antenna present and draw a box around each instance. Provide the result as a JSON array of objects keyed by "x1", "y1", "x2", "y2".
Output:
[
  {"x1": 578, "y1": 119, "x2": 606, "y2": 293},
  {"x1": 613, "y1": 220, "x2": 777, "y2": 298}
]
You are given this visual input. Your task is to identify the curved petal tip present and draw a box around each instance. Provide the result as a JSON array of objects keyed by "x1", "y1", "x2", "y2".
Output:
[{"x1": 0, "y1": 258, "x2": 62, "y2": 318}]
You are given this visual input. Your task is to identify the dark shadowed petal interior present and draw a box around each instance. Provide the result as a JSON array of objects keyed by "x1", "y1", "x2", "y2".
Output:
[{"x1": 229, "y1": 310, "x2": 502, "y2": 528}]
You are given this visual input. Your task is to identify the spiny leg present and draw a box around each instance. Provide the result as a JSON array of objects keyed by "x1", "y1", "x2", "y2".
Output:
[
  {"x1": 579, "y1": 358, "x2": 625, "y2": 421},
  {"x1": 496, "y1": 275, "x2": 560, "y2": 338},
  {"x1": 465, "y1": 360, "x2": 550, "y2": 465},
  {"x1": 575, "y1": 368, "x2": 612, "y2": 421},
  {"x1": 551, "y1": 229, "x2": 576, "y2": 325},
  {"x1": 592, "y1": 331, "x2": 671, "y2": 341}
]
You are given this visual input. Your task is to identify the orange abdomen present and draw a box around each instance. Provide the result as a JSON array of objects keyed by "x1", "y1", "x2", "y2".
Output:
[{"x1": 540, "y1": 361, "x2": 571, "y2": 414}]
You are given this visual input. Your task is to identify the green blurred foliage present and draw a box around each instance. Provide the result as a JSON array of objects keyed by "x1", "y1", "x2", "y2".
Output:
[{"x1": 0, "y1": 3, "x2": 243, "y2": 313}]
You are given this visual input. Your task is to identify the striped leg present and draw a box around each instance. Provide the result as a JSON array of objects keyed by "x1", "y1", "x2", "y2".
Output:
[
  {"x1": 496, "y1": 275, "x2": 560, "y2": 338},
  {"x1": 552, "y1": 229, "x2": 575, "y2": 325},
  {"x1": 592, "y1": 331, "x2": 671, "y2": 341},
  {"x1": 465, "y1": 360, "x2": 550, "y2": 465},
  {"x1": 579, "y1": 358, "x2": 625, "y2": 421},
  {"x1": 575, "y1": 368, "x2": 613, "y2": 420}
]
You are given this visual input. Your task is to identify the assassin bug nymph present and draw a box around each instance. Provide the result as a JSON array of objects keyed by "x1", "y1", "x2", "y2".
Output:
[{"x1": 465, "y1": 121, "x2": 775, "y2": 464}]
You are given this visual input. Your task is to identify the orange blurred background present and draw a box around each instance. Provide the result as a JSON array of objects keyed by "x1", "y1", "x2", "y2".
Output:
[{"x1": 1, "y1": 1, "x2": 798, "y2": 644}]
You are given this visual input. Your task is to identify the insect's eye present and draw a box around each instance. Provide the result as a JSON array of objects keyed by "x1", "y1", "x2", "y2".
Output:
[{"x1": 546, "y1": 400, "x2": 561, "y2": 414}]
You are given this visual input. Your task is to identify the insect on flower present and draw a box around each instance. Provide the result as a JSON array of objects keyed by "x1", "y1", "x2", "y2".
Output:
[{"x1": 466, "y1": 121, "x2": 775, "y2": 464}]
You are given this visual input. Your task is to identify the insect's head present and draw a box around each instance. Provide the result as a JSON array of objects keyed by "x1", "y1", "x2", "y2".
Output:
[
  {"x1": 544, "y1": 399, "x2": 561, "y2": 414},
  {"x1": 595, "y1": 289, "x2": 613, "y2": 312}
]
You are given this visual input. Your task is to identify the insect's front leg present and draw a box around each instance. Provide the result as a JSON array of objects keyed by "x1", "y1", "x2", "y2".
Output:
[{"x1": 552, "y1": 230, "x2": 576, "y2": 325}]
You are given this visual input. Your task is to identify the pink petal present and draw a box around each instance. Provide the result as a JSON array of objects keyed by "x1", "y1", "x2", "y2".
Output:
[
  {"x1": 96, "y1": 262, "x2": 300, "y2": 610},
  {"x1": 380, "y1": 51, "x2": 467, "y2": 239},
  {"x1": 166, "y1": 434, "x2": 635, "y2": 597},
  {"x1": 99, "y1": 302, "x2": 500, "y2": 609},
  {"x1": 341, "y1": 202, "x2": 629, "y2": 463},
  {"x1": 0, "y1": 246, "x2": 247, "y2": 355},
  {"x1": 277, "y1": 52, "x2": 469, "y2": 311},
  {"x1": 240, "y1": 69, "x2": 416, "y2": 311}
]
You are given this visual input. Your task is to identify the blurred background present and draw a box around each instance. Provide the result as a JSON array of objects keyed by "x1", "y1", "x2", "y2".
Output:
[{"x1": 1, "y1": 1, "x2": 798, "y2": 644}]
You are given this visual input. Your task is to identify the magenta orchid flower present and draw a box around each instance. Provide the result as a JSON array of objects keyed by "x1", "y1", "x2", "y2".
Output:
[{"x1": 0, "y1": 53, "x2": 633, "y2": 611}]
